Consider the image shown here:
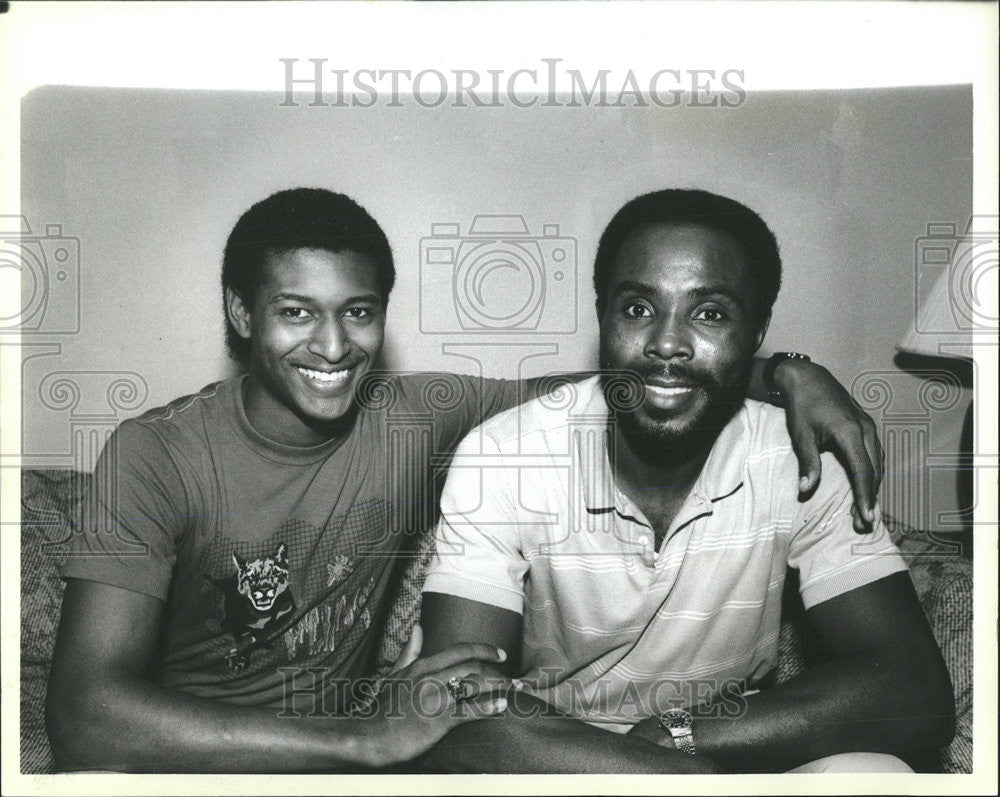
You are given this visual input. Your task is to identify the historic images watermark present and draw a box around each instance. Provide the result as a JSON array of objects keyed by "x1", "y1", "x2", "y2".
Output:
[
  {"x1": 0, "y1": 215, "x2": 80, "y2": 336},
  {"x1": 277, "y1": 666, "x2": 751, "y2": 723},
  {"x1": 3, "y1": 213, "x2": 152, "y2": 557},
  {"x1": 279, "y1": 58, "x2": 746, "y2": 109},
  {"x1": 913, "y1": 216, "x2": 998, "y2": 342},
  {"x1": 419, "y1": 215, "x2": 577, "y2": 335},
  {"x1": 850, "y1": 215, "x2": 998, "y2": 558}
]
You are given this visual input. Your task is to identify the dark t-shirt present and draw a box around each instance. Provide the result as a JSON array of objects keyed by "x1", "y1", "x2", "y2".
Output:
[{"x1": 58, "y1": 372, "x2": 523, "y2": 713}]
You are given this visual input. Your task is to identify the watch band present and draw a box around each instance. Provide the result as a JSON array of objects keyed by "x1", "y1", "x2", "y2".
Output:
[
  {"x1": 763, "y1": 352, "x2": 811, "y2": 403},
  {"x1": 657, "y1": 708, "x2": 696, "y2": 755},
  {"x1": 669, "y1": 727, "x2": 696, "y2": 755}
]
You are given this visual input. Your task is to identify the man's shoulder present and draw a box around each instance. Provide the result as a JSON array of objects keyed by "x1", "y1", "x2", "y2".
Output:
[
  {"x1": 738, "y1": 399, "x2": 795, "y2": 457},
  {"x1": 117, "y1": 378, "x2": 235, "y2": 449},
  {"x1": 735, "y1": 399, "x2": 849, "y2": 502},
  {"x1": 731, "y1": 399, "x2": 804, "y2": 485}
]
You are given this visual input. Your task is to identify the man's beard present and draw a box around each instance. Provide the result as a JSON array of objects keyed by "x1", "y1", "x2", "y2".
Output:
[{"x1": 599, "y1": 359, "x2": 752, "y2": 466}]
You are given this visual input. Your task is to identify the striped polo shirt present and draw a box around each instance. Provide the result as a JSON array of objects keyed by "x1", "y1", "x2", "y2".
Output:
[{"x1": 423, "y1": 376, "x2": 907, "y2": 731}]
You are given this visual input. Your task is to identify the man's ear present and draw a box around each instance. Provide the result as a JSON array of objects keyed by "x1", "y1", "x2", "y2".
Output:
[
  {"x1": 753, "y1": 311, "x2": 771, "y2": 352},
  {"x1": 225, "y1": 287, "x2": 252, "y2": 340}
]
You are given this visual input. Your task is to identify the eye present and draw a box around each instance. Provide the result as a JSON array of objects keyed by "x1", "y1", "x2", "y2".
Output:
[
  {"x1": 279, "y1": 307, "x2": 313, "y2": 321},
  {"x1": 622, "y1": 301, "x2": 653, "y2": 320},
  {"x1": 343, "y1": 306, "x2": 375, "y2": 321},
  {"x1": 693, "y1": 306, "x2": 728, "y2": 323}
]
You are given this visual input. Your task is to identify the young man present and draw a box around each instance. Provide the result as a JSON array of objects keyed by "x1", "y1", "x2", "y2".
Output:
[
  {"x1": 47, "y1": 188, "x2": 889, "y2": 772},
  {"x1": 420, "y1": 189, "x2": 955, "y2": 773}
]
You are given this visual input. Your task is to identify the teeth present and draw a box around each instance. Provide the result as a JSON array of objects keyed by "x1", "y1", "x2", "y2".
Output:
[
  {"x1": 646, "y1": 385, "x2": 694, "y2": 397},
  {"x1": 297, "y1": 366, "x2": 351, "y2": 384}
]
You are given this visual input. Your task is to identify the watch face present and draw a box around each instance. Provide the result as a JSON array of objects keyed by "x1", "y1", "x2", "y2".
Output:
[{"x1": 659, "y1": 708, "x2": 693, "y2": 731}]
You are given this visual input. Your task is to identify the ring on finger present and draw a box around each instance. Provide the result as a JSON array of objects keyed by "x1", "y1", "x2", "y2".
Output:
[{"x1": 446, "y1": 675, "x2": 475, "y2": 702}]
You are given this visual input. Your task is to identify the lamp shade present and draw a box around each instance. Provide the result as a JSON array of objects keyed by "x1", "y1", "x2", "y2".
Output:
[{"x1": 897, "y1": 216, "x2": 997, "y2": 360}]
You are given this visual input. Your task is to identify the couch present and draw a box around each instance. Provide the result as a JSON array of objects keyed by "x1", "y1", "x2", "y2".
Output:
[{"x1": 20, "y1": 468, "x2": 973, "y2": 774}]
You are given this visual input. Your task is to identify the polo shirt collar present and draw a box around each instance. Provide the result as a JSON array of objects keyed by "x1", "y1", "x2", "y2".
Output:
[{"x1": 575, "y1": 378, "x2": 747, "y2": 516}]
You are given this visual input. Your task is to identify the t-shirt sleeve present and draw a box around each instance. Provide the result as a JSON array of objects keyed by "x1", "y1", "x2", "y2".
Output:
[
  {"x1": 57, "y1": 420, "x2": 189, "y2": 601},
  {"x1": 787, "y1": 452, "x2": 908, "y2": 610},
  {"x1": 421, "y1": 428, "x2": 528, "y2": 614}
]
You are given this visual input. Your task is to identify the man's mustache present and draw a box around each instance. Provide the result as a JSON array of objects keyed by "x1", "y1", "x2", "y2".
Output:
[{"x1": 630, "y1": 362, "x2": 720, "y2": 389}]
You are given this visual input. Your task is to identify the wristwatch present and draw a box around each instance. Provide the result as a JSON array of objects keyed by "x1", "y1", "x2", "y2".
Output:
[
  {"x1": 657, "y1": 708, "x2": 696, "y2": 755},
  {"x1": 763, "y1": 352, "x2": 811, "y2": 403}
]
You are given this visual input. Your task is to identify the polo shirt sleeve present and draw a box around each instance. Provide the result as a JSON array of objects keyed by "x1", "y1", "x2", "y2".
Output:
[
  {"x1": 57, "y1": 419, "x2": 189, "y2": 601},
  {"x1": 787, "y1": 452, "x2": 908, "y2": 610},
  {"x1": 422, "y1": 427, "x2": 528, "y2": 614}
]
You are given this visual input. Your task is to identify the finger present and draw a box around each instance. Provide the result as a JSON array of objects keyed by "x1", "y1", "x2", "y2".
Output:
[
  {"x1": 389, "y1": 624, "x2": 423, "y2": 676},
  {"x1": 450, "y1": 694, "x2": 509, "y2": 723},
  {"x1": 416, "y1": 642, "x2": 508, "y2": 675},
  {"x1": 836, "y1": 429, "x2": 876, "y2": 531},
  {"x1": 438, "y1": 660, "x2": 513, "y2": 691},
  {"x1": 435, "y1": 668, "x2": 516, "y2": 706},
  {"x1": 791, "y1": 430, "x2": 822, "y2": 495},
  {"x1": 851, "y1": 503, "x2": 869, "y2": 534},
  {"x1": 864, "y1": 420, "x2": 885, "y2": 500}
]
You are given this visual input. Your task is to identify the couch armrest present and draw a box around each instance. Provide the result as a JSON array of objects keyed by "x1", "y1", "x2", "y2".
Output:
[{"x1": 922, "y1": 571, "x2": 973, "y2": 775}]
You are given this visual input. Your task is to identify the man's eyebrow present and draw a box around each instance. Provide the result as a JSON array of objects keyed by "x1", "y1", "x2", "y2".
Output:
[
  {"x1": 340, "y1": 294, "x2": 382, "y2": 305},
  {"x1": 610, "y1": 280, "x2": 747, "y2": 309},
  {"x1": 269, "y1": 292, "x2": 381, "y2": 304},
  {"x1": 609, "y1": 280, "x2": 656, "y2": 297},
  {"x1": 687, "y1": 285, "x2": 747, "y2": 308},
  {"x1": 269, "y1": 292, "x2": 314, "y2": 304}
]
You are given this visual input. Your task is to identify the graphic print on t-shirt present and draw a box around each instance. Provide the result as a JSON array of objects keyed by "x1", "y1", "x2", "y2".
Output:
[
  {"x1": 201, "y1": 499, "x2": 393, "y2": 677},
  {"x1": 210, "y1": 542, "x2": 297, "y2": 672}
]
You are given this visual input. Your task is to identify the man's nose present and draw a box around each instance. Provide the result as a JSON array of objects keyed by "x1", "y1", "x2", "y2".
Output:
[
  {"x1": 307, "y1": 317, "x2": 350, "y2": 363},
  {"x1": 645, "y1": 314, "x2": 694, "y2": 360}
]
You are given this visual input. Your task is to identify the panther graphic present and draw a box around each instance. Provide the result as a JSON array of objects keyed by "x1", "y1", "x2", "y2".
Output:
[{"x1": 211, "y1": 542, "x2": 296, "y2": 673}]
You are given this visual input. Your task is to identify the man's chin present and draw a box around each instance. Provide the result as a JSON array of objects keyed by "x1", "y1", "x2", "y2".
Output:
[
  {"x1": 293, "y1": 395, "x2": 359, "y2": 432},
  {"x1": 621, "y1": 410, "x2": 705, "y2": 449},
  {"x1": 616, "y1": 396, "x2": 742, "y2": 454}
]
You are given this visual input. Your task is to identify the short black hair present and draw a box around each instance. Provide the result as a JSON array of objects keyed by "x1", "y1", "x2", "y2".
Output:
[
  {"x1": 222, "y1": 188, "x2": 395, "y2": 363},
  {"x1": 593, "y1": 189, "x2": 781, "y2": 326}
]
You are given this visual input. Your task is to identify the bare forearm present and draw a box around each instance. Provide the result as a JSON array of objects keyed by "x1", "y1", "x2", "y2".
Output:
[
  {"x1": 420, "y1": 692, "x2": 718, "y2": 774},
  {"x1": 47, "y1": 673, "x2": 386, "y2": 773},
  {"x1": 692, "y1": 653, "x2": 954, "y2": 772},
  {"x1": 746, "y1": 355, "x2": 772, "y2": 402},
  {"x1": 747, "y1": 354, "x2": 803, "y2": 403}
]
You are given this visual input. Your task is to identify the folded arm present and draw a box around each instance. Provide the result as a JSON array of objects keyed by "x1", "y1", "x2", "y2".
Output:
[
  {"x1": 47, "y1": 580, "x2": 510, "y2": 772},
  {"x1": 418, "y1": 592, "x2": 721, "y2": 774},
  {"x1": 47, "y1": 580, "x2": 372, "y2": 772},
  {"x1": 628, "y1": 572, "x2": 955, "y2": 772}
]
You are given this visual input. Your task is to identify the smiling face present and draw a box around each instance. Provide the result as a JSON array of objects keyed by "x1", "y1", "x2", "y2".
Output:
[
  {"x1": 227, "y1": 247, "x2": 385, "y2": 446},
  {"x1": 598, "y1": 222, "x2": 769, "y2": 450}
]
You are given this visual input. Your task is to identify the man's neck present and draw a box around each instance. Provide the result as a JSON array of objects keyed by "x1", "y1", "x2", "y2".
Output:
[
  {"x1": 241, "y1": 376, "x2": 356, "y2": 449},
  {"x1": 610, "y1": 421, "x2": 719, "y2": 550}
]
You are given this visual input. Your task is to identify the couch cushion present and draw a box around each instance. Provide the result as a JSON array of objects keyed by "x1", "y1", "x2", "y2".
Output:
[{"x1": 20, "y1": 470, "x2": 86, "y2": 774}]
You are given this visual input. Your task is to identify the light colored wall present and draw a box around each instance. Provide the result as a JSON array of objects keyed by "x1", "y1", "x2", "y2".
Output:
[{"x1": 20, "y1": 85, "x2": 972, "y2": 530}]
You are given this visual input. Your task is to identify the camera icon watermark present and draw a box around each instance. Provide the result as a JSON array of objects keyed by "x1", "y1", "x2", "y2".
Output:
[
  {"x1": 913, "y1": 216, "x2": 998, "y2": 338},
  {"x1": 419, "y1": 215, "x2": 577, "y2": 334},
  {"x1": 0, "y1": 215, "x2": 81, "y2": 335}
]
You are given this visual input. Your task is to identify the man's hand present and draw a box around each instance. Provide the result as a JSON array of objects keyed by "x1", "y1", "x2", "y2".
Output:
[
  {"x1": 388, "y1": 624, "x2": 424, "y2": 675},
  {"x1": 627, "y1": 715, "x2": 675, "y2": 750},
  {"x1": 363, "y1": 643, "x2": 514, "y2": 767},
  {"x1": 776, "y1": 359, "x2": 883, "y2": 532}
]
